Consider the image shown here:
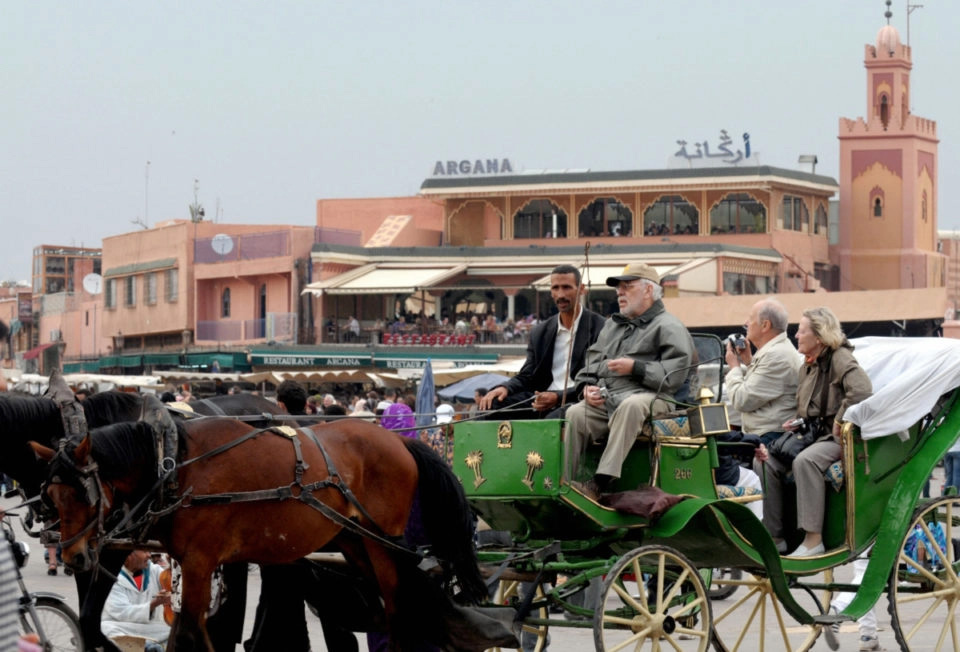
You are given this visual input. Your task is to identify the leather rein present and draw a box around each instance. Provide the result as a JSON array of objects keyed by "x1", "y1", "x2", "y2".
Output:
[{"x1": 48, "y1": 424, "x2": 418, "y2": 560}]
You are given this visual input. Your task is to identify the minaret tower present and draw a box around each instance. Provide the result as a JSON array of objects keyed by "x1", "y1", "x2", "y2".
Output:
[{"x1": 836, "y1": 1, "x2": 941, "y2": 290}]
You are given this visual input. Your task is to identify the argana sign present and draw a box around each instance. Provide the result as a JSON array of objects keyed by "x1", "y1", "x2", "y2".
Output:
[{"x1": 432, "y1": 158, "x2": 514, "y2": 176}]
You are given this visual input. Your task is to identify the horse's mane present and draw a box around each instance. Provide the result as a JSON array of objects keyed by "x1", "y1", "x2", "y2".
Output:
[
  {"x1": 82, "y1": 391, "x2": 143, "y2": 428},
  {"x1": 0, "y1": 394, "x2": 62, "y2": 435},
  {"x1": 85, "y1": 422, "x2": 158, "y2": 480},
  {"x1": 191, "y1": 393, "x2": 279, "y2": 416}
]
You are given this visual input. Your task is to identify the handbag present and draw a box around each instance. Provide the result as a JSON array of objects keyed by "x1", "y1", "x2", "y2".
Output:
[
  {"x1": 768, "y1": 422, "x2": 818, "y2": 465},
  {"x1": 769, "y1": 354, "x2": 832, "y2": 465}
]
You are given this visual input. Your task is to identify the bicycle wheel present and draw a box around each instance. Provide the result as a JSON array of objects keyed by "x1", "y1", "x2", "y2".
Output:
[{"x1": 19, "y1": 596, "x2": 84, "y2": 652}]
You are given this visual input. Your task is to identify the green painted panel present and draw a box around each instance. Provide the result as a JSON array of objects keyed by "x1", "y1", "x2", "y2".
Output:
[
  {"x1": 142, "y1": 353, "x2": 181, "y2": 366},
  {"x1": 63, "y1": 361, "x2": 100, "y2": 373},
  {"x1": 121, "y1": 355, "x2": 143, "y2": 368}
]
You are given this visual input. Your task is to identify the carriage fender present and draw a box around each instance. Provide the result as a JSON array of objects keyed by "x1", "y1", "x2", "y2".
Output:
[
  {"x1": 647, "y1": 496, "x2": 816, "y2": 625},
  {"x1": 30, "y1": 590, "x2": 69, "y2": 602},
  {"x1": 836, "y1": 407, "x2": 960, "y2": 623}
]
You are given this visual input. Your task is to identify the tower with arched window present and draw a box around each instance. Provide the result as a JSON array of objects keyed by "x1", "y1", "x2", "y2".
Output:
[{"x1": 837, "y1": 8, "x2": 941, "y2": 291}]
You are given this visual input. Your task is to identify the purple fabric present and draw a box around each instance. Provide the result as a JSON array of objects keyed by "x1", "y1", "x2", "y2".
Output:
[{"x1": 380, "y1": 403, "x2": 414, "y2": 435}]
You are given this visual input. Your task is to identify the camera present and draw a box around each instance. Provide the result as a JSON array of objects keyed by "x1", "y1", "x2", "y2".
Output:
[
  {"x1": 786, "y1": 417, "x2": 807, "y2": 431},
  {"x1": 727, "y1": 334, "x2": 747, "y2": 351}
]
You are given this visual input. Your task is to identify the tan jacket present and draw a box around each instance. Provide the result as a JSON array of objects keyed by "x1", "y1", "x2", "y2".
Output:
[
  {"x1": 725, "y1": 331, "x2": 802, "y2": 435},
  {"x1": 797, "y1": 341, "x2": 872, "y2": 437}
]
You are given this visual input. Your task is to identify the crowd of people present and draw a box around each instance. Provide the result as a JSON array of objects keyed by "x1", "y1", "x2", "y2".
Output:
[{"x1": 9, "y1": 261, "x2": 960, "y2": 652}]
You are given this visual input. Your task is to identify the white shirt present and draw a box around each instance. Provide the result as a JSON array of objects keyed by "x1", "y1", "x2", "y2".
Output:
[
  {"x1": 101, "y1": 561, "x2": 170, "y2": 644},
  {"x1": 548, "y1": 307, "x2": 584, "y2": 392}
]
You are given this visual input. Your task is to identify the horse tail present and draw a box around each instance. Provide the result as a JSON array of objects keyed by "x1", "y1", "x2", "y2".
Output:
[{"x1": 402, "y1": 437, "x2": 487, "y2": 604}]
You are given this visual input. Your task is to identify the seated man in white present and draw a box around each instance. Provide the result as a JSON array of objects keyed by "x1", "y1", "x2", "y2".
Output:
[{"x1": 101, "y1": 550, "x2": 171, "y2": 650}]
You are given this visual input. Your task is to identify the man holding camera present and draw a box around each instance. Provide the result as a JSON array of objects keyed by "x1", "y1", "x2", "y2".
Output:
[
  {"x1": 564, "y1": 262, "x2": 693, "y2": 500},
  {"x1": 719, "y1": 299, "x2": 801, "y2": 522},
  {"x1": 724, "y1": 298, "x2": 801, "y2": 447}
]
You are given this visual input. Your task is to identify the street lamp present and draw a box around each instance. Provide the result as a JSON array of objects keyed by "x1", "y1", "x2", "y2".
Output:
[{"x1": 114, "y1": 331, "x2": 124, "y2": 354}]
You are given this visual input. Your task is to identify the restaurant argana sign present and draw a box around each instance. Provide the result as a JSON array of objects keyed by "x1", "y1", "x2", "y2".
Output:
[{"x1": 249, "y1": 353, "x2": 373, "y2": 367}]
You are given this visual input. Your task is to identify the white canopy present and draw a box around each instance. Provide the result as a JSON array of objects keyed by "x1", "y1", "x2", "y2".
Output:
[
  {"x1": 845, "y1": 337, "x2": 960, "y2": 439},
  {"x1": 240, "y1": 369, "x2": 405, "y2": 388}
]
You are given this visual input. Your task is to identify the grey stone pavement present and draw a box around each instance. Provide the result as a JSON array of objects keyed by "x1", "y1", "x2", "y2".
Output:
[{"x1": 5, "y1": 467, "x2": 954, "y2": 650}]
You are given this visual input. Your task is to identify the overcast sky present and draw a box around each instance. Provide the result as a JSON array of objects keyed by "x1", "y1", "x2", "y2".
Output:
[{"x1": 3, "y1": 1, "x2": 957, "y2": 284}]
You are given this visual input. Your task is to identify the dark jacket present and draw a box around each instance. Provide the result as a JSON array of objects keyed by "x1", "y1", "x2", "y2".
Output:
[{"x1": 499, "y1": 309, "x2": 607, "y2": 404}]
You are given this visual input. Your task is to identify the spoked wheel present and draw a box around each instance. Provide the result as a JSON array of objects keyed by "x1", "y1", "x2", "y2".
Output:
[
  {"x1": 710, "y1": 569, "x2": 833, "y2": 652},
  {"x1": 888, "y1": 496, "x2": 960, "y2": 651},
  {"x1": 593, "y1": 544, "x2": 711, "y2": 651},
  {"x1": 18, "y1": 596, "x2": 84, "y2": 651},
  {"x1": 492, "y1": 579, "x2": 549, "y2": 652},
  {"x1": 707, "y1": 568, "x2": 743, "y2": 601}
]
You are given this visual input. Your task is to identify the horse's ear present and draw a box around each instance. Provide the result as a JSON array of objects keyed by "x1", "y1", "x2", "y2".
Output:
[
  {"x1": 72, "y1": 435, "x2": 92, "y2": 463},
  {"x1": 28, "y1": 441, "x2": 55, "y2": 461}
]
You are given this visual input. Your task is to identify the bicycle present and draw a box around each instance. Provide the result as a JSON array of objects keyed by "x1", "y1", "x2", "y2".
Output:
[{"x1": 3, "y1": 512, "x2": 84, "y2": 651}]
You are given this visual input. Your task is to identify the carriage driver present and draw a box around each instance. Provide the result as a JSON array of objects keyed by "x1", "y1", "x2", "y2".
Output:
[
  {"x1": 565, "y1": 262, "x2": 694, "y2": 501},
  {"x1": 479, "y1": 264, "x2": 606, "y2": 419}
]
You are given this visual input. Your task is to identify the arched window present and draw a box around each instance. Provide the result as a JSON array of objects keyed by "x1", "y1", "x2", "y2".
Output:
[
  {"x1": 880, "y1": 95, "x2": 889, "y2": 129},
  {"x1": 710, "y1": 193, "x2": 766, "y2": 234},
  {"x1": 814, "y1": 204, "x2": 828, "y2": 235},
  {"x1": 577, "y1": 198, "x2": 632, "y2": 237},
  {"x1": 781, "y1": 196, "x2": 809, "y2": 232},
  {"x1": 221, "y1": 288, "x2": 231, "y2": 318},
  {"x1": 513, "y1": 199, "x2": 567, "y2": 239},
  {"x1": 643, "y1": 195, "x2": 699, "y2": 236},
  {"x1": 922, "y1": 191, "x2": 928, "y2": 222},
  {"x1": 873, "y1": 197, "x2": 883, "y2": 217}
]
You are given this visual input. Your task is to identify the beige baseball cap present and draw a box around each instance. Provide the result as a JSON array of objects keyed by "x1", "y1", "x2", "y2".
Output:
[{"x1": 606, "y1": 262, "x2": 660, "y2": 287}]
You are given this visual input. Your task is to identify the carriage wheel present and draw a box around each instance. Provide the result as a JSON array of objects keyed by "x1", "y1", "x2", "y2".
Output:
[
  {"x1": 887, "y1": 496, "x2": 960, "y2": 651},
  {"x1": 492, "y1": 579, "x2": 549, "y2": 652},
  {"x1": 707, "y1": 568, "x2": 743, "y2": 601},
  {"x1": 710, "y1": 569, "x2": 832, "y2": 652},
  {"x1": 593, "y1": 545, "x2": 711, "y2": 651}
]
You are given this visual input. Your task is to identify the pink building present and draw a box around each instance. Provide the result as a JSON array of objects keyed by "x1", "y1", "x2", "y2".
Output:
[
  {"x1": 100, "y1": 220, "x2": 316, "y2": 363},
  {"x1": 836, "y1": 22, "x2": 942, "y2": 291}
]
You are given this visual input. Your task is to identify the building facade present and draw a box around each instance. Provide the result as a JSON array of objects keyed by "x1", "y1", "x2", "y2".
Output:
[{"x1": 837, "y1": 23, "x2": 942, "y2": 291}]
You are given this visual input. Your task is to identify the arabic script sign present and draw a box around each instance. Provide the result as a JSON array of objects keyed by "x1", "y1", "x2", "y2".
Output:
[{"x1": 667, "y1": 130, "x2": 755, "y2": 169}]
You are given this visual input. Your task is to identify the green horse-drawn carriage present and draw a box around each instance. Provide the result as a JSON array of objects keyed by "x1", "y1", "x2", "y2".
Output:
[{"x1": 451, "y1": 336, "x2": 960, "y2": 651}]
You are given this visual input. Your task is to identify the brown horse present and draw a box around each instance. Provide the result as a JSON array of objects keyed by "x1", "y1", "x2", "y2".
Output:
[{"x1": 32, "y1": 402, "x2": 485, "y2": 650}]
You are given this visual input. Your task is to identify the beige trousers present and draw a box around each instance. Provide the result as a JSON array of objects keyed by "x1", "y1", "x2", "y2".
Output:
[{"x1": 564, "y1": 392, "x2": 668, "y2": 481}]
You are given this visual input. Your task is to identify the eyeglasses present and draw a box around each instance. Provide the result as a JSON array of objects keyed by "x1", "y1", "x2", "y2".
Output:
[{"x1": 615, "y1": 280, "x2": 644, "y2": 293}]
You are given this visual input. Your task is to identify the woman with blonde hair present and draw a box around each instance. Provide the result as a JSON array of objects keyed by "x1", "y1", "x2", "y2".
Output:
[{"x1": 755, "y1": 306, "x2": 872, "y2": 556}]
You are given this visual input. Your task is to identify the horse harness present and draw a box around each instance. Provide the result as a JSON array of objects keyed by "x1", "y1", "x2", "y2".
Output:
[{"x1": 48, "y1": 422, "x2": 418, "y2": 559}]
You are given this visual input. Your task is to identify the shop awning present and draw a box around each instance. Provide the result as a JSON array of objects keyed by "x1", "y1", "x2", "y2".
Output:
[
  {"x1": 302, "y1": 265, "x2": 465, "y2": 296},
  {"x1": 240, "y1": 370, "x2": 405, "y2": 388},
  {"x1": 121, "y1": 355, "x2": 143, "y2": 368},
  {"x1": 531, "y1": 263, "x2": 685, "y2": 289},
  {"x1": 143, "y1": 353, "x2": 183, "y2": 366},
  {"x1": 22, "y1": 342, "x2": 56, "y2": 360}
]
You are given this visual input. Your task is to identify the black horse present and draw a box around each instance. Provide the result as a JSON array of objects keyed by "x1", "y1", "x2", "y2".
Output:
[{"x1": 0, "y1": 389, "x2": 282, "y2": 652}]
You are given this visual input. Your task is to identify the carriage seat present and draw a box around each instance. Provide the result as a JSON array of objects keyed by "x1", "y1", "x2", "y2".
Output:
[
  {"x1": 825, "y1": 460, "x2": 844, "y2": 492},
  {"x1": 643, "y1": 415, "x2": 763, "y2": 502}
]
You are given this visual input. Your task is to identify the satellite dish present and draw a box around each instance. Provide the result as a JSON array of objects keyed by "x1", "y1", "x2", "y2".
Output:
[
  {"x1": 82, "y1": 273, "x2": 103, "y2": 295},
  {"x1": 211, "y1": 234, "x2": 234, "y2": 255}
]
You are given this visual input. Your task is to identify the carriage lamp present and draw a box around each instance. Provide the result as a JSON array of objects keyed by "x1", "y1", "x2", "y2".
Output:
[{"x1": 687, "y1": 387, "x2": 730, "y2": 437}]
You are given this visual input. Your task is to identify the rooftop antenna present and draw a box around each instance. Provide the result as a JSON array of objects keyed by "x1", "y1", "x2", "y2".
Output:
[
  {"x1": 145, "y1": 160, "x2": 150, "y2": 226},
  {"x1": 189, "y1": 179, "x2": 205, "y2": 223},
  {"x1": 906, "y1": 1, "x2": 923, "y2": 48}
]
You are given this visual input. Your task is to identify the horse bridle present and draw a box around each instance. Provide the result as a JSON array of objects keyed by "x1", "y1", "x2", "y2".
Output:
[{"x1": 43, "y1": 443, "x2": 111, "y2": 554}]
